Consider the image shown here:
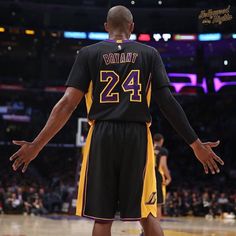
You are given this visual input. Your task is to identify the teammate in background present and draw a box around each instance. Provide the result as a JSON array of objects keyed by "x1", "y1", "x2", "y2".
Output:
[
  {"x1": 153, "y1": 133, "x2": 171, "y2": 220},
  {"x1": 9, "y1": 5, "x2": 224, "y2": 236}
]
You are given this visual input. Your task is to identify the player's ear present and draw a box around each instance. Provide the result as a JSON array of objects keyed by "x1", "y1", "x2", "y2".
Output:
[{"x1": 104, "y1": 22, "x2": 109, "y2": 32}]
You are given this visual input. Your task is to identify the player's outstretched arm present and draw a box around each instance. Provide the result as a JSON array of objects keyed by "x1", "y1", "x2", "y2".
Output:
[
  {"x1": 9, "y1": 87, "x2": 84, "y2": 173},
  {"x1": 154, "y1": 87, "x2": 224, "y2": 175}
]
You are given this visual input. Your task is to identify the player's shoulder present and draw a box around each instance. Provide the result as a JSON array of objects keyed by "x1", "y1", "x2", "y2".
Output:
[
  {"x1": 78, "y1": 42, "x2": 102, "y2": 53},
  {"x1": 160, "y1": 147, "x2": 169, "y2": 156},
  {"x1": 131, "y1": 41, "x2": 158, "y2": 54},
  {"x1": 86, "y1": 41, "x2": 105, "y2": 49}
]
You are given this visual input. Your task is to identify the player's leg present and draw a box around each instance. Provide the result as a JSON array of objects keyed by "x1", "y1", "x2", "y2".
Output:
[
  {"x1": 92, "y1": 220, "x2": 113, "y2": 236},
  {"x1": 140, "y1": 214, "x2": 164, "y2": 236},
  {"x1": 157, "y1": 205, "x2": 162, "y2": 221}
]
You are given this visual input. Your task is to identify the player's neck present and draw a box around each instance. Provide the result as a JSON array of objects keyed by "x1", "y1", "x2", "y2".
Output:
[{"x1": 108, "y1": 32, "x2": 130, "y2": 41}]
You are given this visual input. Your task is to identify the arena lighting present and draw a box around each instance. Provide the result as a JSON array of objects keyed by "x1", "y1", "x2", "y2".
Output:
[
  {"x1": 25, "y1": 29, "x2": 35, "y2": 35},
  {"x1": 0, "y1": 84, "x2": 24, "y2": 91},
  {"x1": 213, "y1": 72, "x2": 236, "y2": 92},
  {"x1": 138, "y1": 34, "x2": 151, "y2": 42},
  {"x1": 174, "y1": 34, "x2": 197, "y2": 41},
  {"x1": 213, "y1": 78, "x2": 236, "y2": 92},
  {"x1": 88, "y1": 32, "x2": 108, "y2": 40},
  {"x1": 162, "y1": 33, "x2": 171, "y2": 41},
  {"x1": 153, "y1": 34, "x2": 162, "y2": 41},
  {"x1": 198, "y1": 33, "x2": 221, "y2": 41},
  {"x1": 64, "y1": 31, "x2": 87, "y2": 39},
  {"x1": 168, "y1": 73, "x2": 208, "y2": 93},
  {"x1": 51, "y1": 32, "x2": 59, "y2": 37},
  {"x1": 215, "y1": 72, "x2": 236, "y2": 76},
  {"x1": 0, "y1": 27, "x2": 5, "y2": 32},
  {"x1": 232, "y1": 34, "x2": 236, "y2": 39},
  {"x1": 130, "y1": 34, "x2": 137, "y2": 40}
]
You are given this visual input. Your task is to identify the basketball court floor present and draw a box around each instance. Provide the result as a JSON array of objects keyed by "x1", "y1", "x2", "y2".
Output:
[{"x1": 0, "y1": 215, "x2": 235, "y2": 236}]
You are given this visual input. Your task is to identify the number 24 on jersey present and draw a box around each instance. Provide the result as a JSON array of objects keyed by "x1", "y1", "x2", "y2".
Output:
[{"x1": 100, "y1": 70, "x2": 142, "y2": 103}]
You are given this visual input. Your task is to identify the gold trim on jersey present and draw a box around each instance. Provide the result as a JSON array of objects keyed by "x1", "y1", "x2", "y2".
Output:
[
  {"x1": 76, "y1": 125, "x2": 94, "y2": 216},
  {"x1": 146, "y1": 73, "x2": 152, "y2": 107},
  {"x1": 85, "y1": 81, "x2": 93, "y2": 113},
  {"x1": 141, "y1": 125, "x2": 157, "y2": 218}
]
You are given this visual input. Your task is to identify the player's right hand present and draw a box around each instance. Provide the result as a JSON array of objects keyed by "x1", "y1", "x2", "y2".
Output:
[
  {"x1": 190, "y1": 139, "x2": 224, "y2": 175},
  {"x1": 163, "y1": 177, "x2": 171, "y2": 186},
  {"x1": 9, "y1": 140, "x2": 40, "y2": 173}
]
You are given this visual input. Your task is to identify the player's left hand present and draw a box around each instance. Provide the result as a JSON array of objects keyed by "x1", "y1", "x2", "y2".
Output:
[
  {"x1": 191, "y1": 139, "x2": 224, "y2": 175},
  {"x1": 9, "y1": 140, "x2": 40, "y2": 173}
]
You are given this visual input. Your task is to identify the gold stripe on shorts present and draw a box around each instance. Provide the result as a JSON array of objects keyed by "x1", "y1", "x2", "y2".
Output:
[
  {"x1": 76, "y1": 125, "x2": 94, "y2": 216},
  {"x1": 141, "y1": 125, "x2": 157, "y2": 218}
]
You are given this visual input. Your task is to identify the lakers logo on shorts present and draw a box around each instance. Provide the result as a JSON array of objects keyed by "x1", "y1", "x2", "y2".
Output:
[{"x1": 145, "y1": 192, "x2": 157, "y2": 205}]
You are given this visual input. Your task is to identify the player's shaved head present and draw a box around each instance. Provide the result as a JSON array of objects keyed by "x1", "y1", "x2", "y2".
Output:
[
  {"x1": 105, "y1": 5, "x2": 134, "y2": 38},
  {"x1": 107, "y1": 5, "x2": 133, "y2": 28}
]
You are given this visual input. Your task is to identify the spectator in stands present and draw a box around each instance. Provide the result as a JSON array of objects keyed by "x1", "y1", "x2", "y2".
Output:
[
  {"x1": 218, "y1": 193, "x2": 229, "y2": 214},
  {"x1": 31, "y1": 193, "x2": 47, "y2": 215},
  {"x1": 181, "y1": 190, "x2": 191, "y2": 216},
  {"x1": 4, "y1": 192, "x2": 24, "y2": 214},
  {"x1": 191, "y1": 192, "x2": 202, "y2": 216}
]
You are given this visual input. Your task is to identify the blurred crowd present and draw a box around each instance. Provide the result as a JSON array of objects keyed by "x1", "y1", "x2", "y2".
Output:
[
  {"x1": 1, "y1": 181, "x2": 236, "y2": 218},
  {"x1": 0, "y1": 178, "x2": 75, "y2": 216},
  {"x1": 0, "y1": 147, "x2": 79, "y2": 216},
  {"x1": 164, "y1": 188, "x2": 236, "y2": 218}
]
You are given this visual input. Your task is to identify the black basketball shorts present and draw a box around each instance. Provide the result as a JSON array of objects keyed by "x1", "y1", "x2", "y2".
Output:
[
  {"x1": 76, "y1": 120, "x2": 157, "y2": 221},
  {"x1": 156, "y1": 170, "x2": 166, "y2": 205}
]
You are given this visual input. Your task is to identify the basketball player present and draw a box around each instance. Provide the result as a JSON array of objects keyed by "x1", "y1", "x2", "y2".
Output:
[
  {"x1": 9, "y1": 5, "x2": 224, "y2": 236},
  {"x1": 153, "y1": 133, "x2": 171, "y2": 220}
]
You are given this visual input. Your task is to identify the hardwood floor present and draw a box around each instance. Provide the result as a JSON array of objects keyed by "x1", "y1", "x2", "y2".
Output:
[{"x1": 0, "y1": 215, "x2": 235, "y2": 236}]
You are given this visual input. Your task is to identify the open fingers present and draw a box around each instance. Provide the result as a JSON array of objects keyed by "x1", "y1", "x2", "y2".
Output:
[
  {"x1": 12, "y1": 140, "x2": 27, "y2": 146},
  {"x1": 9, "y1": 151, "x2": 21, "y2": 161},
  {"x1": 13, "y1": 157, "x2": 25, "y2": 171},
  {"x1": 209, "y1": 158, "x2": 220, "y2": 173},
  {"x1": 204, "y1": 140, "x2": 220, "y2": 148},
  {"x1": 22, "y1": 162, "x2": 29, "y2": 173},
  {"x1": 206, "y1": 160, "x2": 216, "y2": 174},
  {"x1": 203, "y1": 163, "x2": 209, "y2": 174},
  {"x1": 212, "y1": 153, "x2": 224, "y2": 165}
]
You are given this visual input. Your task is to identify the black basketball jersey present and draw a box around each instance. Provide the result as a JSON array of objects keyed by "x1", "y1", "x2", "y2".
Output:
[
  {"x1": 66, "y1": 39, "x2": 170, "y2": 123},
  {"x1": 154, "y1": 146, "x2": 169, "y2": 170}
]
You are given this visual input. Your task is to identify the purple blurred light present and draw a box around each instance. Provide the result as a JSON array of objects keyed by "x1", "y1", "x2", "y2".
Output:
[
  {"x1": 215, "y1": 72, "x2": 236, "y2": 76},
  {"x1": 168, "y1": 73, "x2": 207, "y2": 93},
  {"x1": 213, "y1": 77, "x2": 236, "y2": 92},
  {"x1": 201, "y1": 78, "x2": 208, "y2": 93}
]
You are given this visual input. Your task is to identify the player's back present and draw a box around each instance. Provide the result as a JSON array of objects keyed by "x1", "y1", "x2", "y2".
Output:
[{"x1": 66, "y1": 39, "x2": 170, "y2": 123}]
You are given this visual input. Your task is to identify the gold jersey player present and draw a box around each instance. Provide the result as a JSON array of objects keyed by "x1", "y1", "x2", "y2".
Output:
[{"x1": 10, "y1": 5, "x2": 224, "y2": 236}]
